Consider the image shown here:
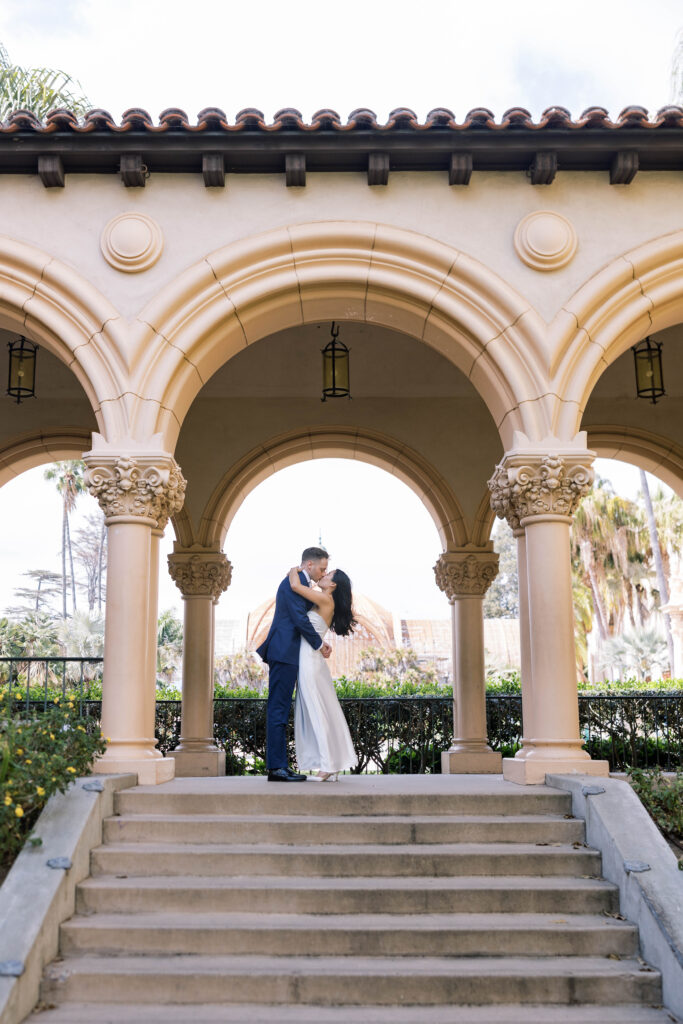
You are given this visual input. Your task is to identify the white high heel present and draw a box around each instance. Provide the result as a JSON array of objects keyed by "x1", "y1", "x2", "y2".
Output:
[{"x1": 316, "y1": 771, "x2": 339, "y2": 782}]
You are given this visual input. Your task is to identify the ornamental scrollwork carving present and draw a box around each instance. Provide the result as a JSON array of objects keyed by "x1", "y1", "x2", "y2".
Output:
[
  {"x1": 488, "y1": 452, "x2": 594, "y2": 527},
  {"x1": 434, "y1": 551, "x2": 499, "y2": 600},
  {"x1": 84, "y1": 453, "x2": 186, "y2": 525},
  {"x1": 168, "y1": 552, "x2": 232, "y2": 600}
]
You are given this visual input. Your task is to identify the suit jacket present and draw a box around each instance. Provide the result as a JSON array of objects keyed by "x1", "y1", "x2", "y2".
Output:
[{"x1": 256, "y1": 571, "x2": 323, "y2": 666}]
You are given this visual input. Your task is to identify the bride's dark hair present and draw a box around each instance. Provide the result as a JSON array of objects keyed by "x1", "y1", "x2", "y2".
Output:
[{"x1": 330, "y1": 569, "x2": 357, "y2": 637}]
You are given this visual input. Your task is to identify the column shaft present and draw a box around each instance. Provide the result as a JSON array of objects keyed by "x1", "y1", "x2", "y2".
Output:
[
  {"x1": 167, "y1": 547, "x2": 231, "y2": 776},
  {"x1": 514, "y1": 527, "x2": 534, "y2": 754},
  {"x1": 488, "y1": 440, "x2": 608, "y2": 784},
  {"x1": 83, "y1": 440, "x2": 187, "y2": 785},
  {"x1": 96, "y1": 520, "x2": 173, "y2": 782},
  {"x1": 435, "y1": 549, "x2": 502, "y2": 774}
]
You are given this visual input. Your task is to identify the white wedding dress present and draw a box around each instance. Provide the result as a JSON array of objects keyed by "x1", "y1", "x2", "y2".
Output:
[{"x1": 295, "y1": 610, "x2": 358, "y2": 774}]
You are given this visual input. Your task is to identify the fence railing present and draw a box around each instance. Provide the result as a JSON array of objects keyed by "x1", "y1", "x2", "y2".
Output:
[
  {"x1": 0, "y1": 656, "x2": 103, "y2": 708},
  {"x1": 5, "y1": 681, "x2": 681, "y2": 773}
]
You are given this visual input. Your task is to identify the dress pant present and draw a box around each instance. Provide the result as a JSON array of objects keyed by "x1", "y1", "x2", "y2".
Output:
[{"x1": 265, "y1": 661, "x2": 298, "y2": 770}]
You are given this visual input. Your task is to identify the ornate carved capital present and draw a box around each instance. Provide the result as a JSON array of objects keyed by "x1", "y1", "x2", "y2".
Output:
[
  {"x1": 168, "y1": 550, "x2": 232, "y2": 599},
  {"x1": 434, "y1": 550, "x2": 499, "y2": 600},
  {"x1": 84, "y1": 451, "x2": 186, "y2": 526},
  {"x1": 488, "y1": 449, "x2": 594, "y2": 527}
]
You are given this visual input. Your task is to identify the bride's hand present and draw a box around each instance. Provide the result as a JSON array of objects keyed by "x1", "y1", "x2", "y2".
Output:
[{"x1": 288, "y1": 566, "x2": 300, "y2": 582}]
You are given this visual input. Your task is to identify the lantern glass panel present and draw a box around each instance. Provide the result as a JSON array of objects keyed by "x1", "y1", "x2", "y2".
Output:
[
  {"x1": 7, "y1": 337, "x2": 38, "y2": 403},
  {"x1": 632, "y1": 338, "x2": 664, "y2": 403},
  {"x1": 321, "y1": 338, "x2": 350, "y2": 399}
]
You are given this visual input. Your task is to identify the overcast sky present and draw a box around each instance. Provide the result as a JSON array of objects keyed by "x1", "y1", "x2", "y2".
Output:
[
  {"x1": 0, "y1": 1, "x2": 680, "y2": 624},
  {"x1": 0, "y1": 0, "x2": 681, "y2": 123}
]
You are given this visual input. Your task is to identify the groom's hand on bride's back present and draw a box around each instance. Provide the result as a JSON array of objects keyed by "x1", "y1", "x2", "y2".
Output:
[{"x1": 321, "y1": 642, "x2": 332, "y2": 659}]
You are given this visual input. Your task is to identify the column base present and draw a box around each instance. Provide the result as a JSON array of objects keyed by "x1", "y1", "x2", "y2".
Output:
[
  {"x1": 442, "y1": 748, "x2": 503, "y2": 774},
  {"x1": 93, "y1": 755, "x2": 175, "y2": 785},
  {"x1": 503, "y1": 756, "x2": 609, "y2": 785},
  {"x1": 168, "y1": 748, "x2": 226, "y2": 777}
]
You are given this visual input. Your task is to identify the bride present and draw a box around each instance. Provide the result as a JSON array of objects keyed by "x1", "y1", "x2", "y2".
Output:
[{"x1": 288, "y1": 566, "x2": 358, "y2": 781}]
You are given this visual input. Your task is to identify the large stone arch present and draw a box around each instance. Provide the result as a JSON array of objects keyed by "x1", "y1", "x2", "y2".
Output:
[
  {"x1": 550, "y1": 230, "x2": 683, "y2": 440},
  {"x1": 0, "y1": 427, "x2": 92, "y2": 488},
  {"x1": 0, "y1": 235, "x2": 129, "y2": 442},
  {"x1": 173, "y1": 426, "x2": 469, "y2": 552},
  {"x1": 131, "y1": 221, "x2": 550, "y2": 450},
  {"x1": 586, "y1": 424, "x2": 683, "y2": 501}
]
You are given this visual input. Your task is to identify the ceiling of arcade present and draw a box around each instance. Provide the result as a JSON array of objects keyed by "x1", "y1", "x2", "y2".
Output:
[
  {"x1": 174, "y1": 322, "x2": 503, "y2": 541},
  {"x1": 583, "y1": 322, "x2": 683, "y2": 492},
  {"x1": 0, "y1": 328, "x2": 97, "y2": 482}
]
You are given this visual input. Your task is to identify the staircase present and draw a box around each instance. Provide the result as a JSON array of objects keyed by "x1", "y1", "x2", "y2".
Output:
[{"x1": 29, "y1": 776, "x2": 676, "y2": 1023}]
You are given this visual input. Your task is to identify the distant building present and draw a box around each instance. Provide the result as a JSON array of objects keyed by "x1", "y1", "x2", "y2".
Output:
[
  {"x1": 245, "y1": 592, "x2": 520, "y2": 680},
  {"x1": 214, "y1": 618, "x2": 247, "y2": 657}
]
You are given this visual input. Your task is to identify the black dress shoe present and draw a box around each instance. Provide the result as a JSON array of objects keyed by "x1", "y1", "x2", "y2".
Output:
[{"x1": 267, "y1": 768, "x2": 307, "y2": 782}]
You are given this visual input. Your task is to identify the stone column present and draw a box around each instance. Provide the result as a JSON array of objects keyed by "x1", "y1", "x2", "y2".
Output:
[
  {"x1": 167, "y1": 546, "x2": 232, "y2": 777},
  {"x1": 513, "y1": 526, "x2": 535, "y2": 754},
  {"x1": 434, "y1": 547, "x2": 502, "y2": 773},
  {"x1": 83, "y1": 438, "x2": 186, "y2": 785},
  {"x1": 489, "y1": 436, "x2": 609, "y2": 784},
  {"x1": 145, "y1": 521, "x2": 165, "y2": 745}
]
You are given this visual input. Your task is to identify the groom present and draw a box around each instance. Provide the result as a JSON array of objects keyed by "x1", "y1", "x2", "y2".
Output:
[{"x1": 257, "y1": 546, "x2": 332, "y2": 781}]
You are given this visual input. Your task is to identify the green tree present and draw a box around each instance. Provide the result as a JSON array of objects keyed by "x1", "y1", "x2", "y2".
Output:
[
  {"x1": 44, "y1": 461, "x2": 87, "y2": 618},
  {"x1": 72, "y1": 513, "x2": 107, "y2": 614},
  {"x1": 8, "y1": 569, "x2": 62, "y2": 615},
  {"x1": 483, "y1": 521, "x2": 518, "y2": 619},
  {"x1": 157, "y1": 610, "x2": 183, "y2": 686},
  {"x1": 640, "y1": 469, "x2": 674, "y2": 673},
  {"x1": 0, "y1": 43, "x2": 90, "y2": 121}
]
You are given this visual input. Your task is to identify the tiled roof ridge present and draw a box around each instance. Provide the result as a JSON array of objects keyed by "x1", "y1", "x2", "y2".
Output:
[{"x1": 3, "y1": 104, "x2": 683, "y2": 133}]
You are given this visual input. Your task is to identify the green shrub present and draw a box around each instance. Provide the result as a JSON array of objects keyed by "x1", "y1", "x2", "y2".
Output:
[
  {"x1": 627, "y1": 766, "x2": 683, "y2": 864},
  {"x1": 0, "y1": 694, "x2": 106, "y2": 875}
]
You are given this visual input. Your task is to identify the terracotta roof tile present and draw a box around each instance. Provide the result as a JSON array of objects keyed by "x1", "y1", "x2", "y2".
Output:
[{"x1": 1, "y1": 104, "x2": 682, "y2": 134}]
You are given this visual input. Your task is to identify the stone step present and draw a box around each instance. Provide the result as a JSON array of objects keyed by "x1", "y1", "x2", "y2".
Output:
[
  {"x1": 114, "y1": 786, "x2": 572, "y2": 818},
  {"x1": 102, "y1": 812, "x2": 585, "y2": 845},
  {"x1": 24, "y1": 1003, "x2": 679, "y2": 1023},
  {"x1": 90, "y1": 841, "x2": 602, "y2": 878},
  {"x1": 77, "y1": 872, "x2": 620, "y2": 915},
  {"x1": 59, "y1": 911, "x2": 639, "y2": 957},
  {"x1": 40, "y1": 954, "x2": 662, "y2": 1007}
]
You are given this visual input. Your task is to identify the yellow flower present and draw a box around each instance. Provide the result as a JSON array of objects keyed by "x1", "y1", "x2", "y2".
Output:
[
  {"x1": 36, "y1": 786, "x2": 45, "y2": 796},
  {"x1": 15, "y1": 748, "x2": 23, "y2": 756},
  {"x1": 49, "y1": 734, "x2": 55, "y2": 741},
  {"x1": 14, "y1": 806, "x2": 23, "y2": 817},
  {"x1": 66, "y1": 767, "x2": 76, "y2": 774},
  {"x1": 25, "y1": 759, "x2": 32, "y2": 765},
  {"x1": 67, "y1": 702, "x2": 74, "y2": 709},
  {"x1": 76, "y1": 726, "x2": 85, "y2": 733},
  {"x1": 106, "y1": 737, "x2": 111, "y2": 743},
  {"x1": 53, "y1": 696, "x2": 60, "y2": 703},
  {"x1": 3, "y1": 794, "x2": 11, "y2": 806}
]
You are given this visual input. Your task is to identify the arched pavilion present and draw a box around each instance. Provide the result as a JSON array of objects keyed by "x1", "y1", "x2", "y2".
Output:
[{"x1": 1, "y1": 104, "x2": 682, "y2": 783}]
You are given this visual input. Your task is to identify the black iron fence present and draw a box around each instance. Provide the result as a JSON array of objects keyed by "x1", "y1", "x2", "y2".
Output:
[
  {"x1": 3, "y1": 664, "x2": 681, "y2": 772},
  {"x1": 0, "y1": 656, "x2": 103, "y2": 707}
]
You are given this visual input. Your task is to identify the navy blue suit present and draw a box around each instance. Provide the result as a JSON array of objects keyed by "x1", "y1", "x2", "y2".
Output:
[{"x1": 257, "y1": 572, "x2": 322, "y2": 770}]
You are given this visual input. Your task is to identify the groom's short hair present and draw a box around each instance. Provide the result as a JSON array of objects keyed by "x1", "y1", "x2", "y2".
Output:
[{"x1": 301, "y1": 546, "x2": 329, "y2": 563}]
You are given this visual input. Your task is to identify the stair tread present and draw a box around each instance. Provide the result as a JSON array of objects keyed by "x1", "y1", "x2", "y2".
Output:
[
  {"x1": 24, "y1": 1003, "x2": 678, "y2": 1023},
  {"x1": 79, "y1": 873, "x2": 616, "y2": 891},
  {"x1": 62, "y1": 910, "x2": 636, "y2": 931},
  {"x1": 105, "y1": 813, "x2": 580, "y2": 824},
  {"x1": 44, "y1": 954, "x2": 659, "y2": 977},
  {"x1": 93, "y1": 840, "x2": 597, "y2": 855}
]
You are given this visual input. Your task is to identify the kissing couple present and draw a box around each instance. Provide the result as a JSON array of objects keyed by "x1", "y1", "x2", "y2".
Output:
[{"x1": 256, "y1": 546, "x2": 358, "y2": 781}]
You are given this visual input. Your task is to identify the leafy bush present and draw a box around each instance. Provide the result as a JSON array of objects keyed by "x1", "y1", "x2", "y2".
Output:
[
  {"x1": 627, "y1": 766, "x2": 683, "y2": 862},
  {"x1": 0, "y1": 694, "x2": 106, "y2": 875}
]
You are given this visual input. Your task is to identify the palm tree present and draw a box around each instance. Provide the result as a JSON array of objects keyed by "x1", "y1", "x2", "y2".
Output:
[
  {"x1": 44, "y1": 462, "x2": 87, "y2": 618},
  {"x1": 639, "y1": 470, "x2": 674, "y2": 673},
  {"x1": 0, "y1": 43, "x2": 91, "y2": 122}
]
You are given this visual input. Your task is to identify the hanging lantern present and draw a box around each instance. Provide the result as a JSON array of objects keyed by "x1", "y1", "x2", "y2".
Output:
[
  {"x1": 632, "y1": 336, "x2": 665, "y2": 404},
  {"x1": 7, "y1": 336, "x2": 38, "y2": 404},
  {"x1": 321, "y1": 322, "x2": 350, "y2": 401}
]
